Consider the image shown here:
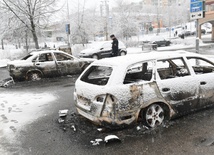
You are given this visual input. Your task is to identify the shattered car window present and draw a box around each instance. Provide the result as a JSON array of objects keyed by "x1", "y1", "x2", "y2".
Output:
[
  {"x1": 157, "y1": 58, "x2": 190, "y2": 79},
  {"x1": 38, "y1": 53, "x2": 53, "y2": 62},
  {"x1": 124, "y1": 61, "x2": 153, "y2": 84},
  {"x1": 187, "y1": 57, "x2": 214, "y2": 74},
  {"x1": 21, "y1": 54, "x2": 33, "y2": 60},
  {"x1": 54, "y1": 53, "x2": 73, "y2": 61},
  {"x1": 80, "y1": 66, "x2": 112, "y2": 85}
]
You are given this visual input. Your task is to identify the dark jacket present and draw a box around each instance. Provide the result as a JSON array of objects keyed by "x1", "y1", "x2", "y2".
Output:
[{"x1": 112, "y1": 38, "x2": 119, "y2": 56}]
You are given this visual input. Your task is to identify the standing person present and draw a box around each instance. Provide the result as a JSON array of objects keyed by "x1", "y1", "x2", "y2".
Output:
[
  {"x1": 110, "y1": 34, "x2": 119, "y2": 57},
  {"x1": 175, "y1": 30, "x2": 178, "y2": 37}
]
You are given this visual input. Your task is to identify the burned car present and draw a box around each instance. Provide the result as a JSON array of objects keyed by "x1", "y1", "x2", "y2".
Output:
[
  {"x1": 7, "y1": 50, "x2": 94, "y2": 81},
  {"x1": 74, "y1": 51, "x2": 214, "y2": 128}
]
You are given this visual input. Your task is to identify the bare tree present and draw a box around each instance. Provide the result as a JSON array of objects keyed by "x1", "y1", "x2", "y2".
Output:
[
  {"x1": 0, "y1": 0, "x2": 60, "y2": 49},
  {"x1": 112, "y1": 0, "x2": 140, "y2": 40}
]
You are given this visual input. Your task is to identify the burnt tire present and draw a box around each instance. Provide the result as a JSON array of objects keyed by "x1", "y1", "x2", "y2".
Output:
[
  {"x1": 142, "y1": 104, "x2": 165, "y2": 128},
  {"x1": 27, "y1": 72, "x2": 42, "y2": 81}
]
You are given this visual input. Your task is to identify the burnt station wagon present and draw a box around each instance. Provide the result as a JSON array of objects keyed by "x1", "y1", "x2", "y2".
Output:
[
  {"x1": 7, "y1": 50, "x2": 94, "y2": 81},
  {"x1": 74, "y1": 51, "x2": 214, "y2": 128}
]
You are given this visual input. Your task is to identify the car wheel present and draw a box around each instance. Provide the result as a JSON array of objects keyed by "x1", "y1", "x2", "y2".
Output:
[
  {"x1": 142, "y1": 104, "x2": 165, "y2": 128},
  {"x1": 120, "y1": 51, "x2": 126, "y2": 56},
  {"x1": 27, "y1": 72, "x2": 42, "y2": 81},
  {"x1": 92, "y1": 54, "x2": 99, "y2": 59},
  {"x1": 165, "y1": 42, "x2": 170, "y2": 46},
  {"x1": 152, "y1": 45, "x2": 157, "y2": 50}
]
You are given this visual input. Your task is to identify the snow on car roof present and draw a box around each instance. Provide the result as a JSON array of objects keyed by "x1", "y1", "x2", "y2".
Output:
[
  {"x1": 89, "y1": 40, "x2": 126, "y2": 48},
  {"x1": 31, "y1": 50, "x2": 62, "y2": 54},
  {"x1": 93, "y1": 50, "x2": 202, "y2": 67}
]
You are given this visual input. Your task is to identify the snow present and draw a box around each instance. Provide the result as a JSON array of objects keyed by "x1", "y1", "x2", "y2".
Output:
[
  {"x1": 0, "y1": 59, "x2": 10, "y2": 68},
  {"x1": 0, "y1": 92, "x2": 56, "y2": 153}
]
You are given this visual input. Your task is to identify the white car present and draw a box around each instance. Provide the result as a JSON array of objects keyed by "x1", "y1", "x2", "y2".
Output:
[
  {"x1": 79, "y1": 41, "x2": 127, "y2": 59},
  {"x1": 7, "y1": 50, "x2": 95, "y2": 81},
  {"x1": 74, "y1": 51, "x2": 214, "y2": 128}
]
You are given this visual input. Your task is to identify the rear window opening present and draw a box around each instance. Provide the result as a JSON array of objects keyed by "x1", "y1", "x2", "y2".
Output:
[
  {"x1": 123, "y1": 61, "x2": 153, "y2": 84},
  {"x1": 80, "y1": 66, "x2": 112, "y2": 85}
]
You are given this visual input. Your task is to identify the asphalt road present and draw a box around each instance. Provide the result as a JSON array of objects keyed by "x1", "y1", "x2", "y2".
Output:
[{"x1": 1, "y1": 64, "x2": 214, "y2": 155}]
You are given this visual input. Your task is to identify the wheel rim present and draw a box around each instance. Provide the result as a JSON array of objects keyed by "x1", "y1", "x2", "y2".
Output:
[
  {"x1": 92, "y1": 55, "x2": 98, "y2": 59},
  {"x1": 120, "y1": 52, "x2": 126, "y2": 56},
  {"x1": 145, "y1": 104, "x2": 164, "y2": 128},
  {"x1": 29, "y1": 73, "x2": 41, "y2": 81}
]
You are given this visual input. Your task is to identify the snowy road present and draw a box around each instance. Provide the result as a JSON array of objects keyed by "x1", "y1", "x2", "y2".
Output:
[{"x1": 1, "y1": 66, "x2": 214, "y2": 155}]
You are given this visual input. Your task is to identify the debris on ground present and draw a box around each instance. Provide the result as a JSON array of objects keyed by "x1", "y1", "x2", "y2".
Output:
[
  {"x1": 71, "y1": 124, "x2": 76, "y2": 131},
  {"x1": 104, "y1": 135, "x2": 121, "y2": 144},
  {"x1": 136, "y1": 126, "x2": 141, "y2": 131},
  {"x1": 58, "y1": 109, "x2": 69, "y2": 117},
  {"x1": 58, "y1": 118, "x2": 65, "y2": 123},
  {"x1": 0, "y1": 77, "x2": 15, "y2": 88},
  {"x1": 97, "y1": 128, "x2": 106, "y2": 132},
  {"x1": 90, "y1": 138, "x2": 103, "y2": 146},
  {"x1": 58, "y1": 109, "x2": 69, "y2": 124}
]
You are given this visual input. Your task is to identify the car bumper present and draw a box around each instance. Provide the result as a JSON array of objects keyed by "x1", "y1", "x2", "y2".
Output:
[
  {"x1": 76, "y1": 107, "x2": 136, "y2": 127},
  {"x1": 74, "y1": 91, "x2": 137, "y2": 127},
  {"x1": 9, "y1": 70, "x2": 25, "y2": 80}
]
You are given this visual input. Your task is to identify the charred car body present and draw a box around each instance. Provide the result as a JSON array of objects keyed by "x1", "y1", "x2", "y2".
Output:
[
  {"x1": 74, "y1": 51, "x2": 214, "y2": 128},
  {"x1": 7, "y1": 50, "x2": 94, "y2": 81}
]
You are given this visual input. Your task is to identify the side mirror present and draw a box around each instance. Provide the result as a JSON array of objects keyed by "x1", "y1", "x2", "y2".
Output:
[{"x1": 100, "y1": 48, "x2": 103, "y2": 50}]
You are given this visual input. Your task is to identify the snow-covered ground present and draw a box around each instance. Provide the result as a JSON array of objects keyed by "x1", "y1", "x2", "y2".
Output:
[
  {"x1": 0, "y1": 91, "x2": 56, "y2": 154},
  {"x1": 0, "y1": 59, "x2": 10, "y2": 68}
]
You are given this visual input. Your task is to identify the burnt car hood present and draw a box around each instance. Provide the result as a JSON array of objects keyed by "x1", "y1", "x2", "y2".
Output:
[{"x1": 7, "y1": 60, "x2": 32, "y2": 67}]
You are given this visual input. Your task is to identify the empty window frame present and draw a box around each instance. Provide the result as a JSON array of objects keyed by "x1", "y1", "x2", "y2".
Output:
[
  {"x1": 54, "y1": 53, "x2": 73, "y2": 61},
  {"x1": 187, "y1": 57, "x2": 214, "y2": 74},
  {"x1": 157, "y1": 58, "x2": 190, "y2": 80},
  {"x1": 38, "y1": 53, "x2": 53, "y2": 62},
  {"x1": 80, "y1": 66, "x2": 113, "y2": 86},
  {"x1": 123, "y1": 61, "x2": 153, "y2": 84}
]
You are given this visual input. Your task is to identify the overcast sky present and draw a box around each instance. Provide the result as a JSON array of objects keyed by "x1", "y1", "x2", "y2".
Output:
[
  {"x1": 64, "y1": 0, "x2": 142, "y2": 10},
  {"x1": 56, "y1": 0, "x2": 142, "y2": 21}
]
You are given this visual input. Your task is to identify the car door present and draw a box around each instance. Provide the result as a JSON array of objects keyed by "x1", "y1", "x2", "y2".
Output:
[
  {"x1": 186, "y1": 57, "x2": 214, "y2": 108},
  {"x1": 159, "y1": 37, "x2": 166, "y2": 46},
  {"x1": 155, "y1": 57, "x2": 199, "y2": 116},
  {"x1": 34, "y1": 52, "x2": 58, "y2": 77},
  {"x1": 120, "y1": 61, "x2": 161, "y2": 111},
  {"x1": 99, "y1": 42, "x2": 112, "y2": 58},
  {"x1": 53, "y1": 52, "x2": 81, "y2": 75}
]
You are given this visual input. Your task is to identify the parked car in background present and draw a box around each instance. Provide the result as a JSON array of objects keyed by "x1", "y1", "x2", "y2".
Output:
[
  {"x1": 74, "y1": 51, "x2": 214, "y2": 128},
  {"x1": 191, "y1": 29, "x2": 206, "y2": 35},
  {"x1": 178, "y1": 30, "x2": 192, "y2": 37},
  {"x1": 143, "y1": 36, "x2": 171, "y2": 48},
  {"x1": 78, "y1": 41, "x2": 127, "y2": 59},
  {"x1": 7, "y1": 50, "x2": 94, "y2": 81},
  {"x1": 206, "y1": 27, "x2": 212, "y2": 33}
]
